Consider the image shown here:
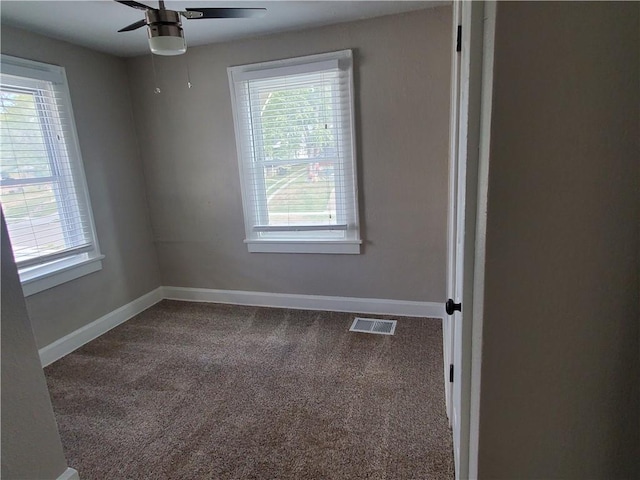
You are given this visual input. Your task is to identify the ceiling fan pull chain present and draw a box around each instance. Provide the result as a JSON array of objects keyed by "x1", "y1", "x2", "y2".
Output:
[
  {"x1": 185, "y1": 53, "x2": 193, "y2": 89},
  {"x1": 150, "y1": 52, "x2": 161, "y2": 94}
]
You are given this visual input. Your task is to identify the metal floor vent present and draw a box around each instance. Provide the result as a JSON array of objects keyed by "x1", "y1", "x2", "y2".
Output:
[{"x1": 349, "y1": 317, "x2": 397, "y2": 336}]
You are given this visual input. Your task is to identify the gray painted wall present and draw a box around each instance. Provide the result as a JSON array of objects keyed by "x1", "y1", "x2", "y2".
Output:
[
  {"x1": 126, "y1": 7, "x2": 451, "y2": 302},
  {"x1": 1, "y1": 214, "x2": 68, "y2": 479},
  {"x1": 1, "y1": 26, "x2": 161, "y2": 348},
  {"x1": 478, "y1": 2, "x2": 639, "y2": 478}
]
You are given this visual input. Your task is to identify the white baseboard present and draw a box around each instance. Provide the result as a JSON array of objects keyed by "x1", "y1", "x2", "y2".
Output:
[
  {"x1": 57, "y1": 467, "x2": 80, "y2": 480},
  {"x1": 39, "y1": 287, "x2": 164, "y2": 367},
  {"x1": 162, "y1": 286, "x2": 445, "y2": 319},
  {"x1": 39, "y1": 286, "x2": 444, "y2": 367}
]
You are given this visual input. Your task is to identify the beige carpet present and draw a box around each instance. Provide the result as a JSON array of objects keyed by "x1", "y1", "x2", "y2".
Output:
[{"x1": 45, "y1": 300, "x2": 454, "y2": 479}]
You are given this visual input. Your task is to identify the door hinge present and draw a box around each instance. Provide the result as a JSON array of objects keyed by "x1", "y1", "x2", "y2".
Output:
[
  {"x1": 449, "y1": 364, "x2": 454, "y2": 382},
  {"x1": 456, "y1": 25, "x2": 462, "y2": 52}
]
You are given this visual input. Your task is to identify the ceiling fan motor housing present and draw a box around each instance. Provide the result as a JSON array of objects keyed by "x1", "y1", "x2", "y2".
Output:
[
  {"x1": 114, "y1": 1, "x2": 266, "y2": 55},
  {"x1": 145, "y1": 8, "x2": 186, "y2": 55}
]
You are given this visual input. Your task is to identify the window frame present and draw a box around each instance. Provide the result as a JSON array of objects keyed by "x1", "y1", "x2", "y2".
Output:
[
  {"x1": 228, "y1": 50, "x2": 361, "y2": 254},
  {"x1": 1, "y1": 55, "x2": 103, "y2": 296}
]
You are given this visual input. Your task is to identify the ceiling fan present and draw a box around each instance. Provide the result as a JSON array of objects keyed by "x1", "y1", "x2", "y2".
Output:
[{"x1": 115, "y1": 0, "x2": 266, "y2": 56}]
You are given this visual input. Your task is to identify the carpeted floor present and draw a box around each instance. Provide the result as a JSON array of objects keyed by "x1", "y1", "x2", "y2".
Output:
[{"x1": 45, "y1": 300, "x2": 454, "y2": 479}]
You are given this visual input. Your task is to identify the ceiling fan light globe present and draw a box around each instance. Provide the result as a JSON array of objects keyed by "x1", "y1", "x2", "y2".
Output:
[{"x1": 148, "y1": 35, "x2": 186, "y2": 56}]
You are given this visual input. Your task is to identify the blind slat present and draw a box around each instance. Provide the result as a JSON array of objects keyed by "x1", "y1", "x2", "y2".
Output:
[{"x1": 253, "y1": 223, "x2": 348, "y2": 232}]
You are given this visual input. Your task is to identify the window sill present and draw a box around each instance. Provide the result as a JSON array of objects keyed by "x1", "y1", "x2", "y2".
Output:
[
  {"x1": 245, "y1": 240, "x2": 361, "y2": 254},
  {"x1": 20, "y1": 254, "x2": 105, "y2": 297}
]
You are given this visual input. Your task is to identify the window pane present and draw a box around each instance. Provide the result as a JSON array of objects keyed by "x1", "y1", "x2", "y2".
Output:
[
  {"x1": 0, "y1": 87, "x2": 72, "y2": 264},
  {"x1": 256, "y1": 81, "x2": 338, "y2": 163},
  {"x1": 1, "y1": 182, "x2": 66, "y2": 263},
  {"x1": 0, "y1": 91, "x2": 54, "y2": 180},
  {"x1": 262, "y1": 161, "x2": 337, "y2": 226}
]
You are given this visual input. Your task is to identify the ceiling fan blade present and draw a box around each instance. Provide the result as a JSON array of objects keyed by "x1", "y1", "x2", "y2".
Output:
[
  {"x1": 115, "y1": 0, "x2": 153, "y2": 11},
  {"x1": 184, "y1": 7, "x2": 267, "y2": 19},
  {"x1": 118, "y1": 19, "x2": 147, "y2": 32}
]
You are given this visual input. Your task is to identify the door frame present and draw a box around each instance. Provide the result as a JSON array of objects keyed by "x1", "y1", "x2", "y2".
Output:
[{"x1": 444, "y1": 1, "x2": 496, "y2": 478}]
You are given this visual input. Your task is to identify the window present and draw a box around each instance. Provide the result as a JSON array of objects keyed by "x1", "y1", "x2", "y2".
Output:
[
  {"x1": 228, "y1": 50, "x2": 361, "y2": 254},
  {"x1": 0, "y1": 55, "x2": 102, "y2": 296}
]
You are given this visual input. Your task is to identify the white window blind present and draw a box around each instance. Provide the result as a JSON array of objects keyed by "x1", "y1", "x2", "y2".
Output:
[
  {"x1": 228, "y1": 50, "x2": 361, "y2": 254},
  {"x1": 0, "y1": 55, "x2": 101, "y2": 290}
]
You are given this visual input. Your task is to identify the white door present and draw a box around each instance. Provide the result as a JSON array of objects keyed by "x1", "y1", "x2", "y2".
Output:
[
  {"x1": 444, "y1": 0, "x2": 462, "y2": 426},
  {"x1": 446, "y1": 2, "x2": 490, "y2": 478}
]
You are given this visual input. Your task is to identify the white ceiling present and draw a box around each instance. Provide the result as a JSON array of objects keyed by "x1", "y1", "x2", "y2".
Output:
[{"x1": 1, "y1": 1, "x2": 446, "y2": 57}]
